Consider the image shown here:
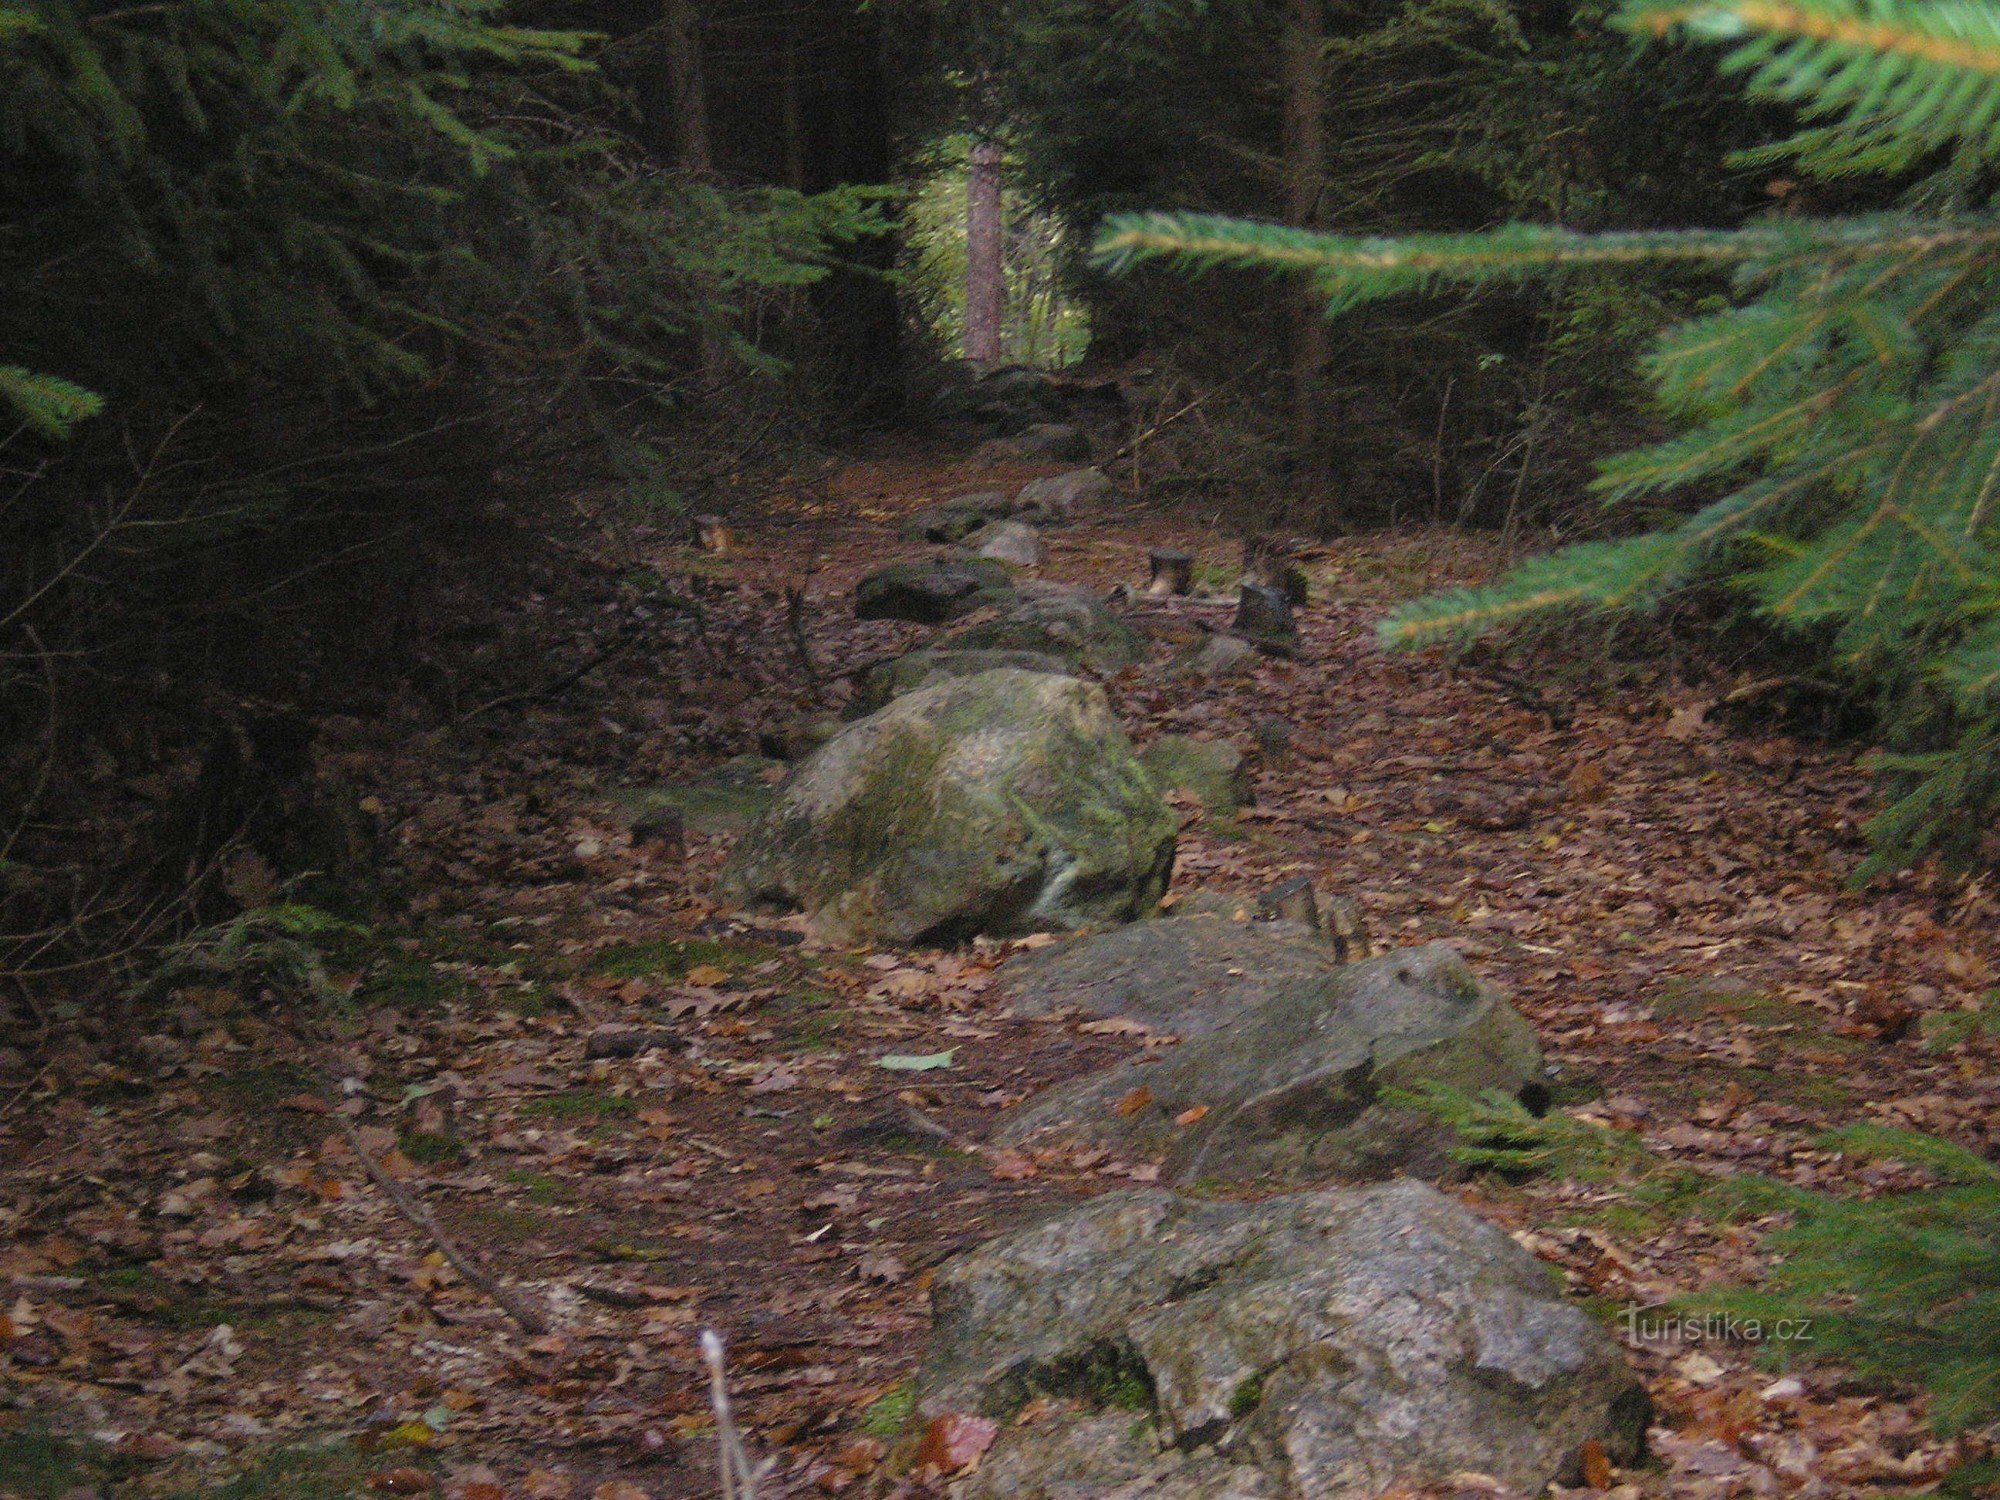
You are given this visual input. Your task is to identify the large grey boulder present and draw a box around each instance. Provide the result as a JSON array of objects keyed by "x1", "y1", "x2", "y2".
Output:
[
  {"x1": 996, "y1": 942, "x2": 1543, "y2": 1185},
  {"x1": 855, "y1": 648, "x2": 1069, "y2": 714},
  {"x1": 938, "y1": 582, "x2": 1150, "y2": 673},
  {"x1": 1000, "y1": 909, "x2": 1341, "y2": 1037},
  {"x1": 854, "y1": 559, "x2": 1014, "y2": 623},
  {"x1": 922, "y1": 1179, "x2": 1647, "y2": 1500},
  {"x1": 1013, "y1": 466, "x2": 1113, "y2": 522},
  {"x1": 964, "y1": 518, "x2": 1048, "y2": 567},
  {"x1": 717, "y1": 670, "x2": 1175, "y2": 945}
]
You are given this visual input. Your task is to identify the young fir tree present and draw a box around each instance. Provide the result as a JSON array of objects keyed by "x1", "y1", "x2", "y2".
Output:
[
  {"x1": 1395, "y1": 1081, "x2": 2000, "y2": 1442},
  {"x1": 1097, "y1": 0, "x2": 2000, "y2": 877}
]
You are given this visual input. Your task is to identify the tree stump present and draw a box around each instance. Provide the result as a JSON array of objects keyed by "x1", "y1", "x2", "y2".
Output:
[
  {"x1": 1243, "y1": 534, "x2": 1310, "y2": 604},
  {"x1": 1147, "y1": 548, "x2": 1194, "y2": 597},
  {"x1": 1324, "y1": 896, "x2": 1372, "y2": 964},
  {"x1": 1235, "y1": 582, "x2": 1295, "y2": 641}
]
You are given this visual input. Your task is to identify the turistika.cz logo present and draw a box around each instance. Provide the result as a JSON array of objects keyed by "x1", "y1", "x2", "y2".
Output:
[{"x1": 1620, "y1": 1307, "x2": 1814, "y2": 1345}]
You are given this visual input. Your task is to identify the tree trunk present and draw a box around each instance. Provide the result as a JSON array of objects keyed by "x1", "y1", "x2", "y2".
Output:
[
  {"x1": 780, "y1": 26, "x2": 805, "y2": 191},
  {"x1": 965, "y1": 140, "x2": 1005, "y2": 366},
  {"x1": 1280, "y1": 0, "x2": 1329, "y2": 456},
  {"x1": 664, "y1": 0, "x2": 725, "y2": 388},
  {"x1": 664, "y1": 0, "x2": 713, "y2": 177}
]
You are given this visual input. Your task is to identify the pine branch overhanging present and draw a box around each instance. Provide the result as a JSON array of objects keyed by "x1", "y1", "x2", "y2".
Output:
[{"x1": 1094, "y1": 0, "x2": 2000, "y2": 878}]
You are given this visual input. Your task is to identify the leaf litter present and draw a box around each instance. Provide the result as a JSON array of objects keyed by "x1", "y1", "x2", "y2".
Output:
[{"x1": 1, "y1": 446, "x2": 1996, "y2": 1498}]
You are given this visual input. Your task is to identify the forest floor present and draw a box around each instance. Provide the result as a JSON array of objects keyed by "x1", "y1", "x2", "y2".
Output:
[{"x1": 3, "y1": 440, "x2": 1999, "y2": 1500}]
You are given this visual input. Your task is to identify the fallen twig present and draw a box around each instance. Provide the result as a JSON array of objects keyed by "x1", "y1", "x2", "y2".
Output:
[{"x1": 330, "y1": 1086, "x2": 548, "y2": 1334}]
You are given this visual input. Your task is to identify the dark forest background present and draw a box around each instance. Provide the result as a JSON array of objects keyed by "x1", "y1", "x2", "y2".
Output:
[{"x1": 0, "y1": 0, "x2": 1902, "y2": 983}]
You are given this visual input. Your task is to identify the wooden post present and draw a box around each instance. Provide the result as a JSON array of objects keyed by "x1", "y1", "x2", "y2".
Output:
[
  {"x1": 965, "y1": 140, "x2": 1005, "y2": 366},
  {"x1": 1147, "y1": 548, "x2": 1194, "y2": 597}
]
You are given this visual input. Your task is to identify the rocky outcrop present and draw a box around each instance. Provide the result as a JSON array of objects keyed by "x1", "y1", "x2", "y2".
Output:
[
  {"x1": 921, "y1": 1178, "x2": 1647, "y2": 1500},
  {"x1": 999, "y1": 908, "x2": 1342, "y2": 1037},
  {"x1": 853, "y1": 559, "x2": 1014, "y2": 623},
  {"x1": 938, "y1": 582, "x2": 1150, "y2": 673},
  {"x1": 995, "y1": 942, "x2": 1544, "y2": 1185},
  {"x1": 855, "y1": 648, "x2": 1069, "y2": 713},
  {"x1": 717, "y1": 670, "x2": 1175, "y2": 945}
]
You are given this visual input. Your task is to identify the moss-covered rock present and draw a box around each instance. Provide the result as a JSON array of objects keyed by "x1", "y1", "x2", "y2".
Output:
[
  {"x1": 717, "y1": 670, "x2": 1176, "y2": 945},
  {"x1": 924, "y1": 1179, "x2": 1647, "y2": 1500},
  {"x1": 856, "y1": 648, "x2": 1069, "y2": 713},
  {"x1": 854, "y1": 558, "x2": 1015, "y2": 623},
  {"x1": 900, "y1": 493, "x2": 1011, "y2": 543},
  {"x1": 937, "y1": 582, "x2": 1150, "y2": 673},
  {"x1": 1140, "y1": 735, "x2": 1252, "y2": 813},
  {"x1": 995, "y1": 942, "x2": 1544, "y2": 1186}
]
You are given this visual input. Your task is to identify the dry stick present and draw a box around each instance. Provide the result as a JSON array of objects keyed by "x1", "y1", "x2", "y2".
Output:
[
  {"x1": 701, "y1": 1329, "x2": 774, "y2": 1500},
  {"x1": 330, "y1": 1092, "x2": 548, "y2": 1335}
]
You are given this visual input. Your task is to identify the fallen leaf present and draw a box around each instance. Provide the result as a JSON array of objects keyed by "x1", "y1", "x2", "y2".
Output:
[
  {"x1": 1113, "y1": 1085, "x2": 1153, "y2": 1118},
  {"x1": 915, "y1": 1413, "x2": 997, "y2": 1475},
  {"x1": 876, "y1": 1050, "x2": 955, "y2": 1072},
  {"x1": 1174, "y1": 1105, "x2": 1209, "y2": 1127},
  {"x1": 1580, "y1": 1438, "x2": 1613, "y2": 1488}
]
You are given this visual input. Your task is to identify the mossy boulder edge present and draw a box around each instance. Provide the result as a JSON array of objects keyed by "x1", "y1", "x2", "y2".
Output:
[{"x1": 717, "y1": 669, "x2": 1176, "y2": 945}]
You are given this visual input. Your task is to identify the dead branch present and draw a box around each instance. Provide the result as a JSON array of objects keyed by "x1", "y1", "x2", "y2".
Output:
[{"x1": 329, "y1": 1086, "x2": 548, "y2": 1335}]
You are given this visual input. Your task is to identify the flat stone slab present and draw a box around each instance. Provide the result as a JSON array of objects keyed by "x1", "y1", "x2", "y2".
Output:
[
  {"x1": 999, "y1": 910, "x2": 1342, "y2": 1038},
  {"x1": 996, "y1": 941, "x2": 1543, "y2": 1185}
]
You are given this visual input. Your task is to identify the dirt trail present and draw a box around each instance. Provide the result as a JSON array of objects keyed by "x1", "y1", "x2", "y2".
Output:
[{"x1": 3, "y1": 443, "x2": 1996, "y2": 1498}]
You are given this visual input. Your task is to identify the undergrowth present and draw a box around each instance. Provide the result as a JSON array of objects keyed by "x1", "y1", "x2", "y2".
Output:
[{"x1": 1395, "y1": 1082, "x2": 2000, "y2": 1435}]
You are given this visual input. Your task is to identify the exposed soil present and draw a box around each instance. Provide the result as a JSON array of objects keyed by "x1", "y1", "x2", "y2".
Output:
[{"x1": 3, "y1": 441, "x2": 1997, "y2": 1500}]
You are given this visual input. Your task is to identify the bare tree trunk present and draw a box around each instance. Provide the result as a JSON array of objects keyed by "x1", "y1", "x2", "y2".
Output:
[
  {"x1": 664, "y1": 0, "x2": 726, "y2": 388},
  {"x1": 1281, "y1": 0, "x2": 1329, "y2": 456},
  {"x1": 780, "y1": 27, "x2": 805, "y2": 191},
  {"x1": 965, "y1": 140, "x2": 1005, "y2": 366},
  {"x1": 664, "y1": 0, "x2": 713, "y2": 178}
]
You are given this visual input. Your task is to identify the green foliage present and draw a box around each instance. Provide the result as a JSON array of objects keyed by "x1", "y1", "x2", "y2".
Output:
[
  {"x1": 859, "y1": 1382, "x2": 916, "y2": 1437},
  {"x1": 0, "y1": 364, "x2": 102, "y2": 437},
  {"x1": 143, "y1": 903, "x2": 362, "y2": 1005},
  {"x1": 1706, "y1": 1125, "x2": 2000, "y2": 1433},
  {"x1": 1097, "y1": 0, "x2": 2000, "y2": 875},
  {"x1": 1403, "y1": 1085, "x2": 2000, "y2": 1435}
]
